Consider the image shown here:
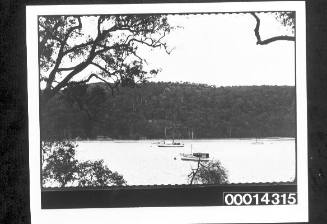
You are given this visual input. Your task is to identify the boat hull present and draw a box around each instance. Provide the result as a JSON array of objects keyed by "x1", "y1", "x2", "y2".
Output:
[
  {"x1": 158, "y1": 144, "x2": 184, "y2": 147},
  {"x1": 180, "y1": 152, "x2": 210, "y2": 161},
  {"x1": 180, "y1": 157, "x2": 209, "y2": 162}
]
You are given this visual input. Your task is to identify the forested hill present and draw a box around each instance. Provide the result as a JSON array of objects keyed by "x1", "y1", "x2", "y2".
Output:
[{"x1": 40, "y1": 82, "x2": 296, "y2": 140}]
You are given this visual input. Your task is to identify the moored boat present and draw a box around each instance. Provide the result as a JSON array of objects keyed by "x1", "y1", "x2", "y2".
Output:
[
  {"x1": 180, "y1": 152, "x2": 210, "y2": 161},
  {"x1": 157, "y1": 141, "x2": 184, "y2": 147}
]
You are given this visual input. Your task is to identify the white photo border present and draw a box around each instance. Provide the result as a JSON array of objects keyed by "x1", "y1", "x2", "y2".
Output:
[{"x1": 27, "y1": 2, "x2": 307, "y2": 223}]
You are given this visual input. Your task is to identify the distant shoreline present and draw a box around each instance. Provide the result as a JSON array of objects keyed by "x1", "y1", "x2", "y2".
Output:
[{"x1": 73, "y1": 137, "x2": 295, "y2": 143}]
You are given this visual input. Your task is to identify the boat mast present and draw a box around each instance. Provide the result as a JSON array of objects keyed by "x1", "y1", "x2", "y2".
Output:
[{"x1": 172, "y1": 125, "x2": 175, "y2": 143}]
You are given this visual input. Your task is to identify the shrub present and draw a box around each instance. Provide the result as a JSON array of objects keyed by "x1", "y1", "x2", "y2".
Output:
[
  {"x1": 42, "y1": 141, "x2": 126, "y2": 187},
  {"x1": 188, "y1": 160, "x2": 229, "y2": 184}
]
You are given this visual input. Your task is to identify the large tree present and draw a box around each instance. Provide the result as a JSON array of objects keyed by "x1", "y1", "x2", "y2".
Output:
[{"x1": 39, "y1": 15, "x2": 172, "y2": 103}]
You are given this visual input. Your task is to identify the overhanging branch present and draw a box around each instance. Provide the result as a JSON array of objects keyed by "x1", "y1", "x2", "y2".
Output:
[
  {"x1": 75, "y1": 73, "x2": 117, "y2": 96},
  {"x1": 250, "y1": 12, "x2": 295, "y2": 45},
  {"x1": 41, "y1": 15, "x2": 172, "y2": 102},
  {"x1": 57, "y1": 65, "x2": 79, "y2": 72},
  {"x1": 90, "y1": 62, "x2": 122, "y2": 79}
]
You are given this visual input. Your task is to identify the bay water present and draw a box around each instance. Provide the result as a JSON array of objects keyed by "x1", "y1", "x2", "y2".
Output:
[{"x1": 75, "y1": 138, "x2": 295, "y2": 185}]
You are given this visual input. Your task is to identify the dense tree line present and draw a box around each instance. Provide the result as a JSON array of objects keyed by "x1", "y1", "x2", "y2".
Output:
[{"x1": 40, "y1": 82, "x2": 295, "y2": 140}]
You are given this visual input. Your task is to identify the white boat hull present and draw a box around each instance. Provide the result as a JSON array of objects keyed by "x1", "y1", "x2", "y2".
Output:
[
  {"x1": 180, "y1": 157, "x2": 209, "y2": 162},
  {"x1": 158, "y1": 144, "x2": 184, "y2": 147}
]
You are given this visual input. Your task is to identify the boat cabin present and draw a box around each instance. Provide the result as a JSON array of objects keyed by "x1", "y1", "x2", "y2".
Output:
[{"x1": 192, "y1": 153, "x2": 209, "y2": 158}]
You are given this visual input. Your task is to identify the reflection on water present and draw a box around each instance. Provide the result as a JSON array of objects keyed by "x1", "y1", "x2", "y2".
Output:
[{"x1": 75, "y1": 138, "x2": 295, "y2": 185}]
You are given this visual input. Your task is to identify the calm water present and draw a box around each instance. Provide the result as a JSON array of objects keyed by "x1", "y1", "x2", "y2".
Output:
[{"x1": 75, "y1": 138, "x2": 295, "y2": 185}]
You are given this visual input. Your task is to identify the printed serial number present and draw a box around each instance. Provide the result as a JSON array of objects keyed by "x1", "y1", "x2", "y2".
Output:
[{"x1": 223, "y1": 192, "x2": 297, "y2": 206}]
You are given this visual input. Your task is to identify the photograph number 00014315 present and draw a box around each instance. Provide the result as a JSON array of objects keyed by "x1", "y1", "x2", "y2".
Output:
[{"x1": 26, "y1": 2, "x2": 308, "y2": 223}]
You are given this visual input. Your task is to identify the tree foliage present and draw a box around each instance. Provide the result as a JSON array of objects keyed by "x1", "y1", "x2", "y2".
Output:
[
  {"x1": 188, "y1": 160, "x2": 229, "y2": 184},
  {"x1": 77, "y1": 160, "x2": 126, "y2": 187},
  {"x1": 42, "y1": 141, "x2": 77, "y2": 187},
  {"x1": 275, "y1": 12, "x2": 295, "y2": 32},
  {"x1": 42, "y1": 141, "x2": 126, "y2": 187},
  {"x1": 39, "y1": 15, "x2": 173, "y2": 102}
]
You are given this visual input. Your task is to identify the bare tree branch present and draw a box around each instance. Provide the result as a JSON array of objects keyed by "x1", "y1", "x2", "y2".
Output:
[
  {"x1": 97, "y1": 16, "x2": 103, "y2": 36},
  {"x1": 74, "y1": 73, "x2": 117, "y2": 95},
  {"x1": 189, "y1": 158, "x2": 202, "y2": 185},
  {"x1": 57, "y1": 65, "x2": 80, "y2": 72},
  {"x1": 250, "y1": 12, "x2": 295, "y2": 45},
  {"x1": 126, "y1": 37, "x2": 171, "y2": 54},
  {"x1": 90, "y1": 62, "x2": 122, "y2": 78}
]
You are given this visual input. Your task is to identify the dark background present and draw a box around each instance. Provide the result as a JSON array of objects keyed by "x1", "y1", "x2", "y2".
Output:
[{"x1": 0, "y1": 0, "x2": 326, "y2": 223}]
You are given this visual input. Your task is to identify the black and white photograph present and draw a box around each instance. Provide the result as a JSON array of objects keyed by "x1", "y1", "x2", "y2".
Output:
[
  {"x1": 39, "y1": 11, "x2": 296, "y2": 187},
  {"x1": 26, "y1": 2, "x2": 308, "y2": 223}
]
